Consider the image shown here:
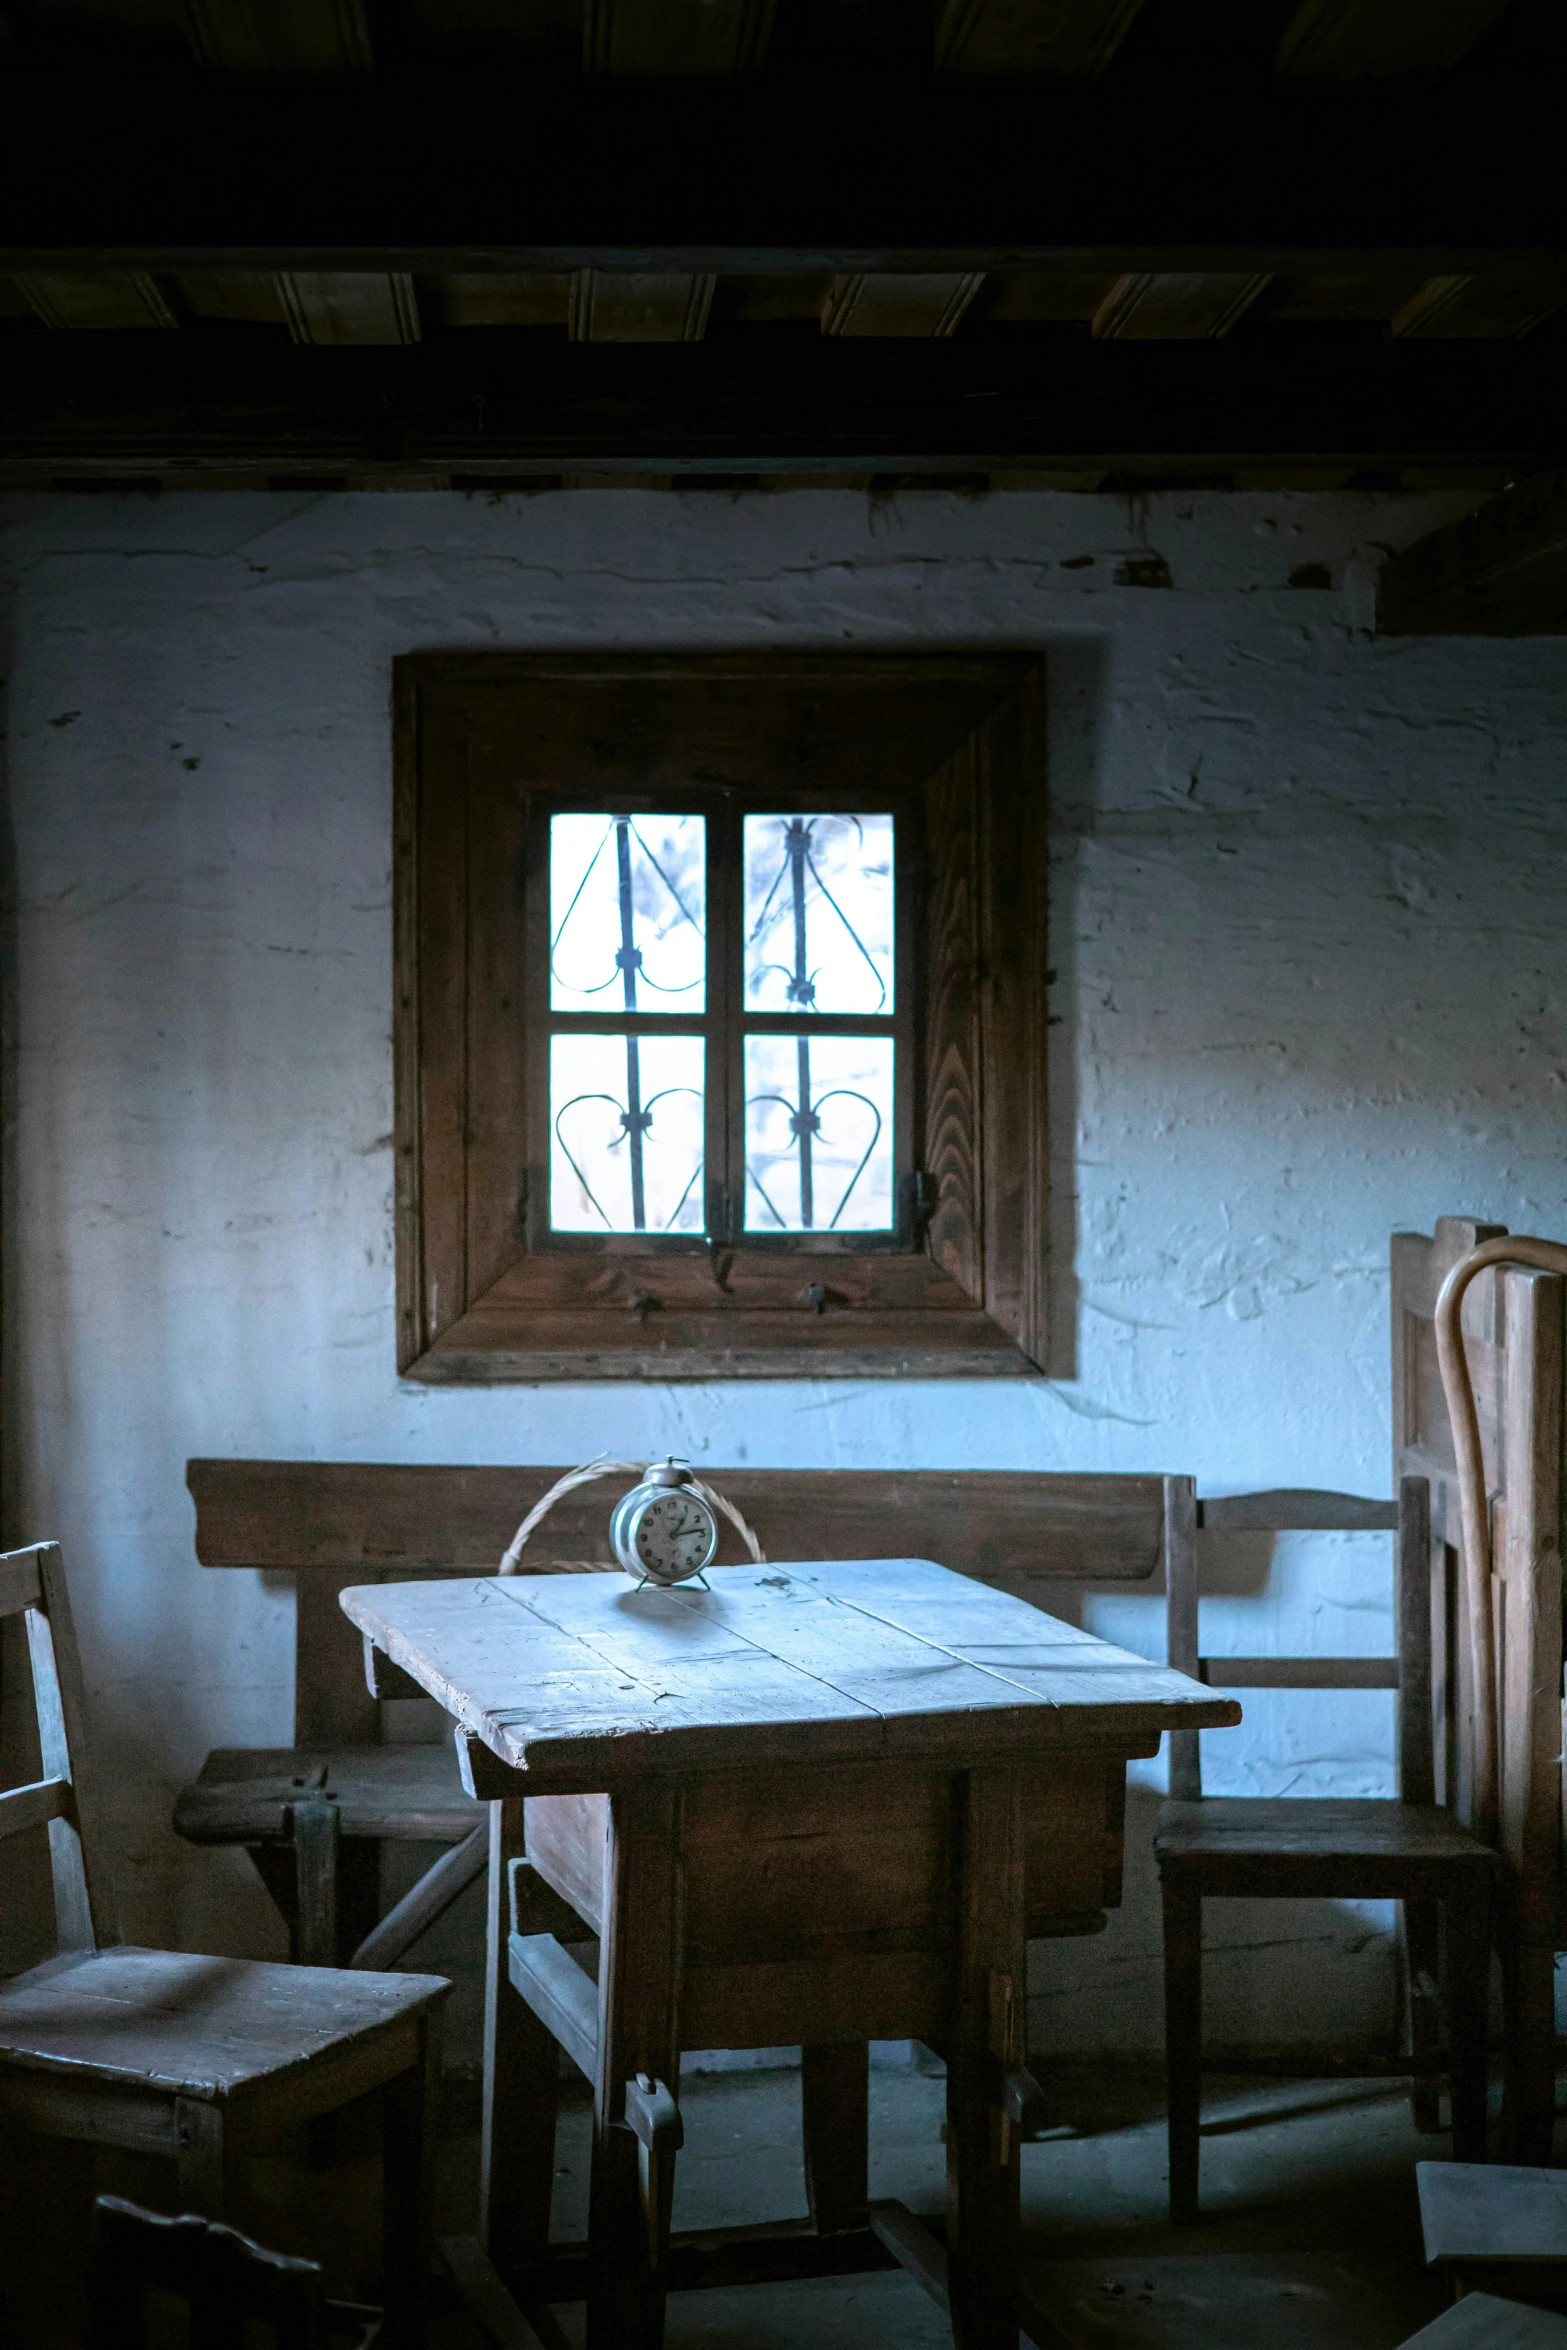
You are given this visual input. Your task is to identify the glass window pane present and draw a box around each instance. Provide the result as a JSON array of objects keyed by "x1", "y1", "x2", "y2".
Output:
[
  {"x1": 744, "y1": 1034, "x2": 894, "y2": 1233},
  {"x1": 551, "y1": 1033, "x2": 705, "y2": 1234},
  {"x1": 743, "y1": 813, "x2": 894, "y2": 1015},
  {"x1": 551, "y1": 814, "x2": 706, "y2": 1013}
]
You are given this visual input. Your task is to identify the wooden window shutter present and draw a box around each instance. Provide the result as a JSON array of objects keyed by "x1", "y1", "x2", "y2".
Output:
[{"x1": 921, "y1": 662, "x2": 1048, "y2": 1368}]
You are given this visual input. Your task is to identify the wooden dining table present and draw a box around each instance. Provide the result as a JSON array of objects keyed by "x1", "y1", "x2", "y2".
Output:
[{"x1": 343, "y1": 1556, "x2": 1237, "y2": 2349}]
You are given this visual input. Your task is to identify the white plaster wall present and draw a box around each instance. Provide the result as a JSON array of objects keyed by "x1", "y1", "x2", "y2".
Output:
[{"x1": 1, "y1": 485, "x2": 1563, "y2": 2052}]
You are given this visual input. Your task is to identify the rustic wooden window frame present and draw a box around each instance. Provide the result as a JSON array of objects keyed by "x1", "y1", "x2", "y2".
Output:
[{"x1": 394, "y1": 651, "x2": 1049, "y2": 1382}]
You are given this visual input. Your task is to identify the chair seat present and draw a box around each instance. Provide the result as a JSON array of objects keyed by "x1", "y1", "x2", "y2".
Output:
[
  {"x1": 1418, "y1": 2160, "x2": 1567, "y2": 2268},
  {"x1": 1160, "y1": 1795, "x2": 1503, "y2": 1908},
  {"x1": 174, "y1": 1745, "x2": 482, "y2": 1846},
  {"x1": 0, "y1": 1945, "x2": 446, "y2": 2101},
  {"x1": 1155, "y1": 1798, "x2": 1496, "y2": 1868}
]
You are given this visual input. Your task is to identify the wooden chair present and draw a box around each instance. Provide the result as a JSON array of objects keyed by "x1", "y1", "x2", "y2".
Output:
[
  {"x1": 0, "y1": 1542, "x2": 449, "y2": 2349},
  {"x1": 91, "y1": 2193, "x2": 381, "y2": 2349},
  {"x1": 1393, "y1": 1217, "x2": 1567, "y2": 2162},
  {"x1": 1154, "y1": 1477, "x2": 1498, "y2": 2221}
]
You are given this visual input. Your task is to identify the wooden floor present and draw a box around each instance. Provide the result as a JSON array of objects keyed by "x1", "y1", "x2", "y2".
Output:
[{"x1": 0, "y1": 2052, "x2": 1514, "y2": 2347}]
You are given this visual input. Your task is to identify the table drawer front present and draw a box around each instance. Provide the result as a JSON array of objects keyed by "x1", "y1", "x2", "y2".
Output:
[
  {"x1": 682, "y1": 1950, "x2": 948, "y2": 2049},
  {"x1": 1023, "y1": 1751, "x2": 1127, "y2": 1925}
]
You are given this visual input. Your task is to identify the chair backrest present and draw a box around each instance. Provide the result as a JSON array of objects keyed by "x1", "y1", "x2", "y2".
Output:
[
  {"x1": 1392, "y1": 1216, "x2": 1565, "y2": 1885},
  {"x1": 0, "y1": 1542, "x2": 117, "y2": 1951},
  {"x1": 91, "y1": 2195, "x2": 328, "y2": 2350},
  {"x1": 187, "y1": 1457, "x2": 1190, "y2": 1747},
  {"x1": 1165, "y1": 1476, "x2": 1433, "y2": 1804}
]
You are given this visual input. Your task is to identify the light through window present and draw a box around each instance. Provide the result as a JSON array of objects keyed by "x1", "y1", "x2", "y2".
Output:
[{"x1": 541, "y1": 802, "x2": 901, "y2": 1243}]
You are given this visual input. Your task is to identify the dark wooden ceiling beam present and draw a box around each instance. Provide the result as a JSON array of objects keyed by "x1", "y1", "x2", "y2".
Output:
[
  {"x1": 1377, "y1": 470, "x2": 1567, "y2": 635},
  {"x1": 0, "y1": 79, "x2": 1556, "y2": 254},
  {"x1": 0, "y1": 326, "x2": 1558, "y2": 481}
]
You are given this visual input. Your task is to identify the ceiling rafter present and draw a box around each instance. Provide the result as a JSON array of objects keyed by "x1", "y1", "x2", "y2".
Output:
[
  {"x1": 0, "y1": 324, "x2": 1557, "y2": 484},
  {"x1": 1377, "y1": 469, "x2": 1567, "y2": 634}
]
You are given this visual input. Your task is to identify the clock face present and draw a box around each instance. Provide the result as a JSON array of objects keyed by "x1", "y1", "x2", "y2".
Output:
[{"x1": 631, "y1": 1490, "x2": 717, "y2": 1583}]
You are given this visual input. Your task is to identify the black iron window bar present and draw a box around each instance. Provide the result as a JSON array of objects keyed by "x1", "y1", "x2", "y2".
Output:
[
  {"x1": 744, "y1": 815, "x2": 886, "y2": 1234},
  {"x1": 550, "y1": 814, "x2": 704, "y2": 1233}
]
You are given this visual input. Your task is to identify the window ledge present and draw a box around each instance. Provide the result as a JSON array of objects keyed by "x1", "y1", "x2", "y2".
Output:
[{"x1": 403, "y1": 1297, "x2": 1036, "y2": 1383}]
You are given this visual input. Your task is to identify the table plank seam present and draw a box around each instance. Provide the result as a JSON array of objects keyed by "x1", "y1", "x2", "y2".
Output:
[
  {"x1": 495, "y1": 1572, "x2": 893, "y2": 1723},
  {"x1": 770, "y1": 1585, "x2": 1067, "y2": 1712}
]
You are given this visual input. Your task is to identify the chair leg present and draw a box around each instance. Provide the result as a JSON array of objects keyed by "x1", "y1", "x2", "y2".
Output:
[
  {"x1": 382, "y1": 2008, "x2": 444, "y2": 2350},
  {"x1": 802, "y1": 2044, "x2": 869, "y2": 2235},
  {"x1": 290, "y1": 1794, "x2": 339, "y2": 1968},
  {"x1": 1402, "y1": 1898, "x2": 1444, "y2": 2133},
  {"x1": 1500, "y1": 1930, "x2": 1556, "y2": 2165},
  {"x1": 1444, "y1": 1882, "x2": 1492, "y2": 2164},
  {"x1": 1161, "y1": 1873, "x2": 1203, "y2": 2225}
]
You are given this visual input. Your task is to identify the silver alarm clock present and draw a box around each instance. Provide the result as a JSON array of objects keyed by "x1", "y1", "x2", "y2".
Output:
[{"x1": 610, "y1": 1458, "x2": 719, "y2": 1587}]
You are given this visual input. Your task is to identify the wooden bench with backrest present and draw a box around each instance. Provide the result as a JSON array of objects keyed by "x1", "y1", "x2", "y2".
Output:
[
  {"x1": 0, "y1": 1542, "x2": 449, "y2": 2349},
  {"x1": 180, "y1": 1462, "x2": 1193, "y2": 1972},
  {"x1": 1154, "y1": 1475, "x2": 1497, "y2": 2221},
  {"x1": 1393, "y1": 1217, "x2": 1567, "y2": 2162}
]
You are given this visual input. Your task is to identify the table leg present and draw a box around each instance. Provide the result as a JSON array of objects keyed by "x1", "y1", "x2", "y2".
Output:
[
  {"x1": 802, "y1": 2043, "x2": 869, "y2": 2234},
  {"x1": 588, "y1": 1781, "x2": 683, "y2": 2350},
  {"x1": 946, "y1": 1764, "x2": 1024, "y2": 2350},
  {"x1": 482, "y1": 1799, "x2": 556, "y2": 2270}
]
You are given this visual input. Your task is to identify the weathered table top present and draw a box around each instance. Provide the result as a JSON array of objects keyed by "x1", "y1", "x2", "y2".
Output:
[{"x1": 342, "y1": 1558, "x2": 1237, "y2": 1791}]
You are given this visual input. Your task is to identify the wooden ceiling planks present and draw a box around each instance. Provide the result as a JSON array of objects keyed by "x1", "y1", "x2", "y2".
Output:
[
  {"x1": 1392, "y1": 273, "x2": 1567, "y2": 340},
  {"x1": 569, "y1": 270, "x2": 716, "y2": 340},
  {"x1": 1275, "y1": 0, "x2": 1514, "y2": 81},
  {"x1": 13, "y1": 270, "x2": 177, "y2": 330},
  {"x1": 583, "y1": 0, "x2": 777, "y2": 75},
  {"x1": 275, "y1": 270, "x2": 421, "y2": 344},
  {"x1": 933, "y1": 0, "x2": 1145, "y2": 76},
  {"x1": 821, "y1": 273, "x2": 986, "y2": 336},
  {"x1": 1092, "y1": 271, "x2": 1274, "y2": 339}
]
